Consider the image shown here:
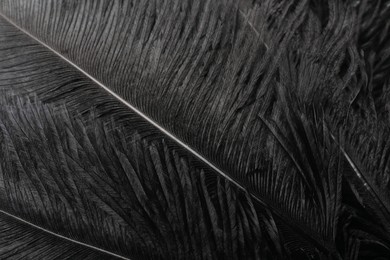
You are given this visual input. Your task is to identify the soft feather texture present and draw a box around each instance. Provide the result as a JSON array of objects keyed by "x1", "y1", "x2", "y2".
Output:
[{"x1": 0, "y1": 0, "x2": 389, "y2": 259}]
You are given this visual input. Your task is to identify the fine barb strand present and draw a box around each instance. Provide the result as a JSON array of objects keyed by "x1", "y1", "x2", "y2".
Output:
[
  {"x1": 0, "y1": 210, "x2": 130, "y2": 260},
  {"x1": 238, "y1": 9, "x2": 261, "y2": 36},
  {"x1": 238, "y1": 7, "x2": 269, "y2": 50}
]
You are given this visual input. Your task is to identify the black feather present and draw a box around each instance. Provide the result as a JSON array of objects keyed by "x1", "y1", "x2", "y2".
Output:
[{"x1": 0, "y1": 0, "x2": 390, "y2": 259}]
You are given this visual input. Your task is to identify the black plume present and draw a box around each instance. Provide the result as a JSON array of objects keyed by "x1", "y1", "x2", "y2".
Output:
[{"x1": 0, "y1": 0, "x2": 389, "y2": 259}]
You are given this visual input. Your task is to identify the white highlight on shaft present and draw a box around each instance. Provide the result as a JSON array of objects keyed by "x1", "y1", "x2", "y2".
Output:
[{"x1": 0, "y1": 12, "x2": 251, "y2": 258}]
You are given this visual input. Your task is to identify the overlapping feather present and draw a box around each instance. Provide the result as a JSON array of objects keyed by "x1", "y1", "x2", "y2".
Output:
[{"x1": 0, "y1": 0, "x2": 389, "y2": 259}]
